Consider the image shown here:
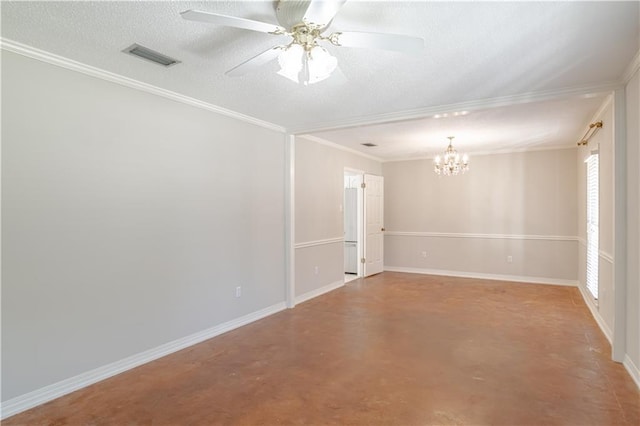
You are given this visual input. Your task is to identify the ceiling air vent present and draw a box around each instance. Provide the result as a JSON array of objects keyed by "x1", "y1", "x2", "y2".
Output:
[
  {"x1": 122, "y1": 44, "x2": 180, "y2": 67},
  {"x1": 361, "y1": 143, "x2": 377, "y2": 147}
]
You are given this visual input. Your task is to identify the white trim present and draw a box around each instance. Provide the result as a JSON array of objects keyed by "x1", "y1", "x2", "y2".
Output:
[
  {"x1": 384, "y1": 231, "x2": 578, "y2": 242},
  {"x1": 285, "y1": 134, "x2": 296, "y2": 309},
  {"x1": 298, "y1": 135, "x2": 383, "y2": 162},
  {"x1": 383, "y1": 266, "x2": 578, "y2": 287},
  {"x1": 295, "y1": 280, "x2": 344, "y2": 305},
  {"x1": 344, "y1": 168, "x2": 365, "y2": 277},
  {"x1": 623, "y1": 355, "x2": 640, "y2": 390},
  {"x1": 0, "y1": 302, "x2": 287, "y2": 420},
  {"x1": 612, "y1": 87, "x2": 628, "y2": 362},
  {"x1": 295, "y1": 237, "x2": 344, "y2": 249},
  {"x1": 599, "y1": 250, "x2": 614, "y2": 264},
  {"x1": 622, "y1": 48, "x2": 640, "y2": 84},
  {"x1": 0, "y1": 38, "x2": 285, "y2": 133},
  {"x1": 577, "y1": 282, "x2": 613, "y2": 344},
  {"x1": 383, "y1": 144, "x2": 580, "y2": 163},
  {"x1": 344, "y1": 167, "x2": 365, "y2": 175},
  {"x1": 290, "y1": 82, "x2": 619, "y2": 134}
]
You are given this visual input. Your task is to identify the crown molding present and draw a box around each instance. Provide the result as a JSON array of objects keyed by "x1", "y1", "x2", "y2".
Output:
[
  {"x1": 289, "y1": 82, "x2": 620, "y2": 135},
  {"x1": 2, "y1": 37, "x2": 629, "y2": 157},
  {"x1": 297, "y1": 134, "x2": 383, "y2": 163},
  {"x1": 622, "y1": 48, "x2": 640, "y2": 84},
  {"x1": 0, "y1": 38, "x2": 286, "y2": 134},
  {"x1": 382, "y1": 144, "x2": 577, "y2": 163}
]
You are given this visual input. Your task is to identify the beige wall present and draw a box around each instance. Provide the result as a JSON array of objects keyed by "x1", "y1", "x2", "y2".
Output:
[
  {"x1": 294, "y1": 136, "x2": 381, "y2": 299},
  {"x1": 625, "y1": 67, "x2": 640, "y2": 374},
  {"x1": 2, "y1": 52, "x2": 286, "y2": 401},
  {"x1": 383, "y1": 148, "x2": 578, "y2": 282},
  {"x1": 576, "y1": 98, "x2": 615, "y2": 339}
]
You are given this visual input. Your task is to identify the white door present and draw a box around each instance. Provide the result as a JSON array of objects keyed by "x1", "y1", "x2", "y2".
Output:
[{"x1": 364, "y1": 174, "x2": 384, "y2": 277}]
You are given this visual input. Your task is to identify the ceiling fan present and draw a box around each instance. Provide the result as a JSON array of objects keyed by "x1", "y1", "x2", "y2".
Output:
[{"x1": 181, "y1": 0, "x2": 424, "y2": 85}]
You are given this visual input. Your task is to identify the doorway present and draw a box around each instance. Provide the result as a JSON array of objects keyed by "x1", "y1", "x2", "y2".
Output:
[{"x1": 344, "y1": 170, "x2": 363, "y2": 282}]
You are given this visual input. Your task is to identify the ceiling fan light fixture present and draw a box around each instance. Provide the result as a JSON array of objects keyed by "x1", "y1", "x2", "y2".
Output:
[
  {"x1": 306, "y1": 46, "x2": 337, "y2": 85},
  {"x1": 277, "y1": 43, "x2": 304, "y2": 83},
  {"x1": 278, "y1": 43, "x2": 337, "y2": 85},
  {"x1": 181, "y1": 2, "x2": 424, "y2": 83}
]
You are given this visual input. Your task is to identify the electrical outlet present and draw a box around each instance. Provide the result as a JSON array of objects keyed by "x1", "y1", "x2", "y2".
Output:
[
  {"x1": 507, "y1": 256, "x2": 513, "y2": 263},
  {"x1": 421, "y1": 251, "x2": 427, "y2": 258},
  {"x1": 314, "y1": 266, "x2": 319, "y2": 275},
  {"x1": 235, "y1": 286, "x2": 242, "y2": 298}
]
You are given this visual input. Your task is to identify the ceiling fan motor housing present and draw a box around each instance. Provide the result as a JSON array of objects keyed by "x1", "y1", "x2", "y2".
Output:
[
  {"x1": 277, "y1": 0, "x2": 331, "y2": 31},
  {"x1": 290, "y1": 24, "x2": 325, "y2": 49}
]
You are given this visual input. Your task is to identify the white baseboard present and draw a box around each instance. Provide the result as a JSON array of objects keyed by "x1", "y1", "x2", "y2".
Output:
[
  {"x1": 576, "y1": 282, "x2": 613, "y2": 343},
  {"x1": 383, "y1": 266, "x2": 578, "y2": 287},
  {"x1": 623, "y1": 355, "x2": 640, "y2": 390},
  {"x1": 0, "y1": 301, "x2": 287, "y2": 420},
  {"x1": 295, "y1": 280, "x2": 344, "y2": 305}
]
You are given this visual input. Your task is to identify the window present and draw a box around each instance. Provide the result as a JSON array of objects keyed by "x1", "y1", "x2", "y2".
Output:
[{"x1": 586, "y1": 153, "x2": 599, "y2": 300}]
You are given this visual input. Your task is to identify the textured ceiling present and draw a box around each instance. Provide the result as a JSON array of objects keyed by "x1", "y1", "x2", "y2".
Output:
[
  {"x1": 2, "y1": 1, "x2": 638, "y2": 159},
  {"x1": 308, "y1": 93, "x2": 610, "y2": 161}
]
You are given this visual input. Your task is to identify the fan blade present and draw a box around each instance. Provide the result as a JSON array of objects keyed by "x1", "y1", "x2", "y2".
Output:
[
  {"x1": 226, "y1": 47, "x2": 283, "y2": 77},
  {"x1": 181, "y1": 10, "x2": 286, "y2": 34},
  {"x1": 333, "y1": 31, "x2": 424, "y2": 54},
  {"x1": 303, "y1": 0, "x2": 348, "y2": 26}
]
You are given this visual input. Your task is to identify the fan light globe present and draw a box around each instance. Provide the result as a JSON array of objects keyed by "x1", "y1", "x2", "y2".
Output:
[
  {"x1": 277, "y1": 44, "x2": 304, "y2": 83},
  {"x1": 306, "y1": 46, "x2": 337, "y2": 85},
  {"x1": 277, "y1": 44, "x2": 337, "y2": 85}
]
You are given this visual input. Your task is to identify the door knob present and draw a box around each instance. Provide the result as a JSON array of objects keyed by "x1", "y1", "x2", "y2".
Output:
[{"x1": 381, "y1": 227, "x2": 385, "y2": 231}]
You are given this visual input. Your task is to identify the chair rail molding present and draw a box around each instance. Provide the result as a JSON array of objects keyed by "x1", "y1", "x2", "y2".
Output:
[
  {"x1": 295, "y1": 237, "x2": 344, "y2": 249},
  {"x1": 384, "y1": 231, "x2": 578, "y2": 242}
]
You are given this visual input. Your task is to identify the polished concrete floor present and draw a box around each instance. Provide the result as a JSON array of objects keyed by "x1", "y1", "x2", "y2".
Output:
[{"x1": 5, "y1": 272, "x2": 640, "y2": 425}]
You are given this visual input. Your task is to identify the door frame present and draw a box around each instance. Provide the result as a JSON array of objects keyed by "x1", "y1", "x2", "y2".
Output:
[
  {"x1": 344, "y1": 168, "x2": 365, "y2": 278},
  {"x1": 285, "y1": 134, "x2": 295, "y2": 308},
  {"x1": 363, "y1": 173, "x2": 384, "y2": 277}
]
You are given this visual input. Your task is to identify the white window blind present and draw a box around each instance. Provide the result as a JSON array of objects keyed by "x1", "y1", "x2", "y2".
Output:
[{"x1": 586, "y1": 154, "x2": 599, "y2": 300}]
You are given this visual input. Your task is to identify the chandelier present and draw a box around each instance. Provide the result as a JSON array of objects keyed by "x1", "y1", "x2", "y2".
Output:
[{"x1": 434, "y1": 136, "x2": 469, "y2": 176}]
